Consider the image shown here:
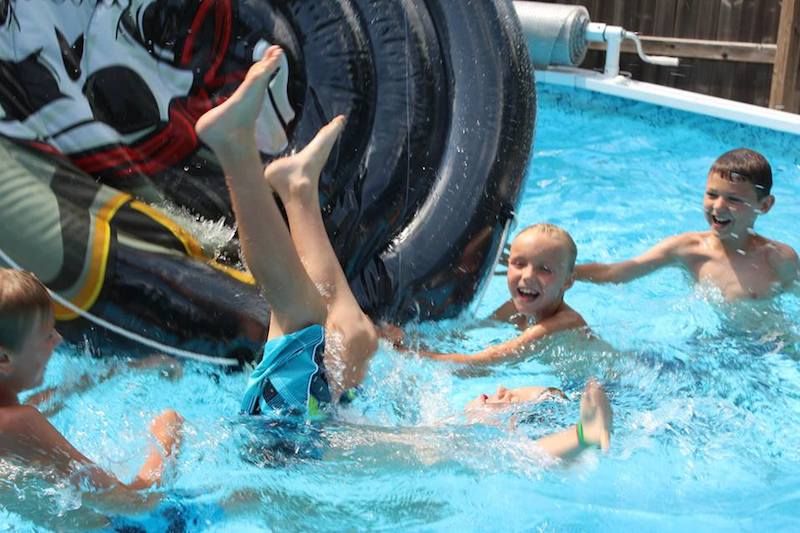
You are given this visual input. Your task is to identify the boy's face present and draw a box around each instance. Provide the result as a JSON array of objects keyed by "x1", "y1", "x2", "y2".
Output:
[
  {"x1": 506, "y1": 231, "x2": 573, "y2": 318},
  {"x1": 465, "y1": 385, "x2": 564, "y2": 411},
  {"x1": 703, "y1": 172, "x2": 774, "y2": 241},
  {"x1": 2, "y1": 312, "x2": 62, "y2": 392}
]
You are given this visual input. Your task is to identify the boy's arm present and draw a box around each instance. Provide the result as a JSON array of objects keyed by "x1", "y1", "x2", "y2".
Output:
[
  {"x1": 0, "y1": 405, "x2": 181, "y2": 513},
  {"x1": 418, "y1": 310, "x2": 585, "y2": 366},
  {"x1": 574, "y1": 234, "x2": 688, "y2": 283},
  {"x1": 381, "y1": 300, "x2": 521, "y2": 351}
]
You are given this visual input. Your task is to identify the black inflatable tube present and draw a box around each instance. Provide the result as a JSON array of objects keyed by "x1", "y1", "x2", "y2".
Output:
[
  {"x1": 0, "y1": 0, "x2": 534, "y2": 364},
  {"x1": 354, "y1": 0, "x2": 535, "y2": 321},
  {"x1": 323, "y1": 0, "x2": 450, "y2": 280}
]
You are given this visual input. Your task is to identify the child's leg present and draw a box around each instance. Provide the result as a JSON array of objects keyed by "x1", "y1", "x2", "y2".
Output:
[
  {"x1": 264, "y1": 116, "x2": 378, "y2": 392},
  {"x1": 263, "y1": 115, "x2": 361, "y2": 314},
  {"x1": 535, "y1": 380, "x2": 612, "y2": 459},
  {"x1": 195, "y1": 46, "x2": 325, "y2": 339}
]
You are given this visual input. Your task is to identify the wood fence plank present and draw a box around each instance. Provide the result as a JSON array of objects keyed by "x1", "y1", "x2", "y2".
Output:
[
  {"x1": 653, "y1": 0, "x2": 678, "y2": 36},
  {"x1": 717, "y1": 0, "x2": 739, "y2": 42},
  {"x1": 628, "y1": 0, "x2": 640, "y2": 31},
  {"x1": 697, "y1": 1, "x2": 721, "y2": 39},
  {"x1": 719, "y1": 0, "x2": 742, "y2": 99},
  {"x1": 770, "y1": 0, "x2": 800, "y2": 110},
  {"x1": 612, "y1": 0, "x2": 626, "y2": 25},
  {"x1": 674, "y1": 0, "x2": 694, "y2": 38},
  {"x1": 690, "y1": 2, "x2": 715, "y2": 100},
  {"x1": 752, "y1": 0, "x2": 769, "y2": 42},
  {"x1": 653, "y1": 0, "x2": 679, "y2": 86}
]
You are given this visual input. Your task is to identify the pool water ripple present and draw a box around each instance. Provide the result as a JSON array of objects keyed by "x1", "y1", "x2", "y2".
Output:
[{"x1": 4, "y1": 84, "x2": 800, "y2": 531}]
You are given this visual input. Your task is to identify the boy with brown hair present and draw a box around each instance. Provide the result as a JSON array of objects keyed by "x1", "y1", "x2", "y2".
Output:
[
  {"x1": 0, "y1": 268, "x2": 183, "y2": 514},
  {"x1": 575, "y1": 148, "x2": 799, "y2": 300}
]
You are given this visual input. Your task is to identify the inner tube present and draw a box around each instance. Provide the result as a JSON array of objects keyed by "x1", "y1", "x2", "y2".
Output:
[{"x1": 0, "y1": 0, "x2": 534, "y2": 365}]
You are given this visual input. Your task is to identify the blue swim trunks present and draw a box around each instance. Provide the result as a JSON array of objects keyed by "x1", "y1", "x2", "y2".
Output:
[{"x1": 240, "y1": 324, "x2": 331, "y2": 418}]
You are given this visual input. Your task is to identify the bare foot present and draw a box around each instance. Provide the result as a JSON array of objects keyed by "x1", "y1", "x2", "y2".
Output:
[
  {"x1": 195, "y1": 45, "x2": 284, "y2": 154},
  {"x1": 264, "y1": 115, "x2": 346, "y2": 203},
  {"x1": 579, "y1": 380, "x2": 612, "y2": 451}
]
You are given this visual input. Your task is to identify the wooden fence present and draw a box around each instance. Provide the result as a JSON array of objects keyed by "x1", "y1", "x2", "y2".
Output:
[{"x1": 531, "y1": 0, "x2": 800, "y2": 113}]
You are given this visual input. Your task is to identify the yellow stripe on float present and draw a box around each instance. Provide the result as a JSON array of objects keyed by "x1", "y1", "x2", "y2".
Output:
[
  {"x1": 55, "y1": 192, "x2": 131, "y2": 321},
  {"x1": 129, "y1": 200, "x2": 255, "y2": 285},
  {"x1": 207, "y1": 260, "x2": 255, "y2": 285},
  {"x1": 129, "y1": 200, "x2": 205, "y2": 258}
]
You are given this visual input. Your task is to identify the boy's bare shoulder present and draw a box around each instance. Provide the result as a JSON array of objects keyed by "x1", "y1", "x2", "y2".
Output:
[
  {"x1": 644, "y1": 231, "x2": 708, "y2": 256},
  {"x1": 658, "y1": 231, "x2": 714, "y2": 263},
  {"x1": 0, "y1": 406, "x2": 47, "y2": 453},
  {"x1": 669, "y1": 231, "x2": 708, "y2": 250},
  {"x1": 761, "y1": 237, "x2": 799, "y2": 282},
  {"x1": 551, "y1": 303, "x2": 587, "y2": 329},
  {"x1": 762, "y1": 237, "x2": 798, "y2": 261},
  {"x1": 0, "y1": 405, "x2": 43, "y2": 432}
]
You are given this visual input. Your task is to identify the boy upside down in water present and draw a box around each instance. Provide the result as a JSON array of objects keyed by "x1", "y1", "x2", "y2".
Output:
[{"x1": 195, "y1": 45, "x2": 611, "y2": 456}]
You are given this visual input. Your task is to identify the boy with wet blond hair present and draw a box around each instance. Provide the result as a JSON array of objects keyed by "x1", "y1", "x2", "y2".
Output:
[
  {"x1": 575, "y1": 148, "x2": 799, "y2": 300},
  {"x1": 396, "y1": 222, "x2": 588, "y2": 365},
  {"x1": 0, "y1": 268, "x2": 183, "y2": 514}
]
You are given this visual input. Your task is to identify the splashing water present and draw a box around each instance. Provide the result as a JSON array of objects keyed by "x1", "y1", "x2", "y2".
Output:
[{"x1": 3, "y1": 85, "x2": 799, "y2": 530}]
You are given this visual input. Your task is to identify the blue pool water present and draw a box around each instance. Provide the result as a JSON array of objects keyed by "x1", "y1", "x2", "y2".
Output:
[{"x1": 4, "y1": 84, "x2": 800, "y2": 531}]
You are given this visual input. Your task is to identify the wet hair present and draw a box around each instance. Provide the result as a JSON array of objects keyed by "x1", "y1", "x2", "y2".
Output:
[
  {"x1": 0, "y1": 269, "x2": 53, "y2": 352},
  {"x1": 515, "y1": 223, "x2": 578, "y2": 272},
  {"x1": 710, "y1": 148, "x2": 772, "y2": 199}
]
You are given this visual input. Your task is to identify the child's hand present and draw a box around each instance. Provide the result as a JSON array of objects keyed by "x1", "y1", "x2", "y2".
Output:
[
  {"x1": 149, "y1": 409, "x2": 184, "y2": 457},
  {"x1": 133, "y1": 410, "x2": 184, "y2": 489},
  {"x1": 378, "y1": 323, "x2": 407, "y2": 350},
  {"x1": 129, "y1": 354, "x2": 183, "y2": 380},
  {"x1": 579, "y1": 380, "x2": 612, "y2": 451}
]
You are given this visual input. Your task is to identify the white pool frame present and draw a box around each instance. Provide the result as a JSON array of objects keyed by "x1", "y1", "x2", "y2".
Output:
[
  {"x1": 536, "y1": 67, "x2": 800, "y2": 136},
  {"x1": 515, "y1": 1, "x2": 800, "y2": 136}
]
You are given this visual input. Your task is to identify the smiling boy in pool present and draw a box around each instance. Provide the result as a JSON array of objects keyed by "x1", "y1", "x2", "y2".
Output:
[
  {"x1": 0, "y1": 268, "x2": 183, "y2": 518},
  {"x1": 388, "y1": 223, "x2": 591, "y2": 365},
  {"x1": 575, "y1": 148, "x2": 799, "y2": 300}
]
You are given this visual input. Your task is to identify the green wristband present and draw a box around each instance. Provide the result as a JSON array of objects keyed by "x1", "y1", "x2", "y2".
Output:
[{"x1": 576, "y1": 421, "x2": 587, "y2": 447}]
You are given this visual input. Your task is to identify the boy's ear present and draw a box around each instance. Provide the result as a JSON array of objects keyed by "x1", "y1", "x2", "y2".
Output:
[
  {"x1": 758, "y1": 194, "x2": 775, "y2": 215},
  {"x1": 0, "y1": 349, "x2": 13, "y2": 377},
  {"x1": 758, "y1": 194, "x2": 775, "y2": 214},
  {"x1": 564, "y1": 272, "x2": 575, "y2": 291}
]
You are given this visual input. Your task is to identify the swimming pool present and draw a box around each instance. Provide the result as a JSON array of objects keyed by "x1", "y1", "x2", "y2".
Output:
[{"x1": 5, "y1": 83, "x2": 800, "y2": 531}]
